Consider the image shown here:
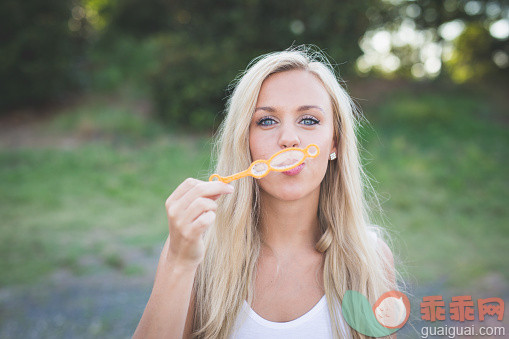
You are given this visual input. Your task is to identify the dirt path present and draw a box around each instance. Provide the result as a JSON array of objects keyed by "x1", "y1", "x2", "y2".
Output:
[{"x1": 0, "y1": 261, "x2": 157, "y2": 338}]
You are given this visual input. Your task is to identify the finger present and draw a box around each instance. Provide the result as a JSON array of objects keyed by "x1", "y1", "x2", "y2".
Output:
[
  {"x1": 165, "y1": 178, "x2": 201, "y2": 207},
  {"x1": 177, "y1": 181, "x2": 233, "y2": 210},
  {"x1": 189, "y1": 210, "x2": 216, "y2": 238},
  {"x1": 181, "y1": 197, "x2": 218, "y2": 225},
  {"x1": 208, "y1": 193, "x2": 226, "y2": 201}
]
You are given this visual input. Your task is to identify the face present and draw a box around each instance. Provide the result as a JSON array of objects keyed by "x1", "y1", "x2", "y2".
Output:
[{"x1": 249, "y1": 69, "x2": 337, "y2": 201}]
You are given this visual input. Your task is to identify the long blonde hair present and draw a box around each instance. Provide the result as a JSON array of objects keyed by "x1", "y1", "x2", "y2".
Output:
[{"x1": 193, "y1": 46, "x2": 400, "y2": 339}]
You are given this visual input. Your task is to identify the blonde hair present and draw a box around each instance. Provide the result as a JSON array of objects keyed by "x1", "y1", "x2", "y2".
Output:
[{"x1": 192, "y1": 46, "x2": 401, "y2": 339}]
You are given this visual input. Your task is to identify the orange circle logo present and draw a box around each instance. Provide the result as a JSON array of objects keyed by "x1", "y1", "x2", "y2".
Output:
[{"x1": 372, "y1": 290, "x2": 411, "y2": 329}]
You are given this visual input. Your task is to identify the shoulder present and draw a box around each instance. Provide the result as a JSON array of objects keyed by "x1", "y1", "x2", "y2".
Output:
[
  {"x1": 367, "y1": 226, "x2": 395, "y2": 285},
  {"x1": 378, "y1": 238, "x2": 396, "y2": 287},
  {"x1": 366, "y1": 226, "x2": 393, "y2": 264},
  {"x1": 377, "y1": 237, "x2": 394, "y2": 266}
]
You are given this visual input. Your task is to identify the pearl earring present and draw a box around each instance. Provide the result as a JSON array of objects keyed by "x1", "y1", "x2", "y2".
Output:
[{"x1": 329, "y1": 152, "x2": 337, "y2": 160}]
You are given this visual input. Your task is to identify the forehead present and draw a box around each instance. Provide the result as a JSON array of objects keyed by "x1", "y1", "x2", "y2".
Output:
[{"x1": 256, "y1": 69, "x2": 332, "y2": 113}]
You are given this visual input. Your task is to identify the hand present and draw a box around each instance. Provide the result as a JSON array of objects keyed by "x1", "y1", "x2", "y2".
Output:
[{"x1": 164, "y1": 178, "x2": 234, "y2": 268}]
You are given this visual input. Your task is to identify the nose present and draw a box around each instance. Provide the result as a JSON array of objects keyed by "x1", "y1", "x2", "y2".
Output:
[{"x1": 278, "y1": 122, "x2": 300, "y2": 149}]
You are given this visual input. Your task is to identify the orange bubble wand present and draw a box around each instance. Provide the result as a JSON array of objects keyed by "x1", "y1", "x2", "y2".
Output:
[{"x1": 209, "y1": 144, "x2": 320, "y2": 183}]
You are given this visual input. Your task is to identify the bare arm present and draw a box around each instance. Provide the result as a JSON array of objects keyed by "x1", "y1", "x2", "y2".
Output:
[
  {"x1": 133, "y1": 237, "x2": 197, "y2": 339},
  {"x1": 133, "y1": 178, "x2": 234, "y2": 338}
]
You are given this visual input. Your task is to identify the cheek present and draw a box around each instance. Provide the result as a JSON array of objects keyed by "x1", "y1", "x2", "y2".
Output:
[
  {"x1": 248, "y1": 129, "x2": 258, "y2": 159},
  {"x1": 312, "y1": 150, "x2": 330, "y2": 178},
  {"x1": 312, "y1": 139, "x2": 332, "y2": 164},
  {"x1": 249, "y1": 129, "x2": 271, "y2": 160}
]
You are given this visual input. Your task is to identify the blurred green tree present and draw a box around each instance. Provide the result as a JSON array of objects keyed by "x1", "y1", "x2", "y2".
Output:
[
  {"x1": 0, "y1": 1, "x2": 84, "y2": 113},
  {"x1": 357, "y1": 0, "x2": 509, "y2": 82},
  {"x1": 99, "y1": 0, "x2": 381, "y2": 131},
  {"x1": 445, "y1": 22, "x2": 501, "y2": 83}
]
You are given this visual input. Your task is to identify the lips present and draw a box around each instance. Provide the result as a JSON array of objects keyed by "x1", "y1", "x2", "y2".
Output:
[{"x1": 283, "y1": 163, "x2": 305, "y2": 176}]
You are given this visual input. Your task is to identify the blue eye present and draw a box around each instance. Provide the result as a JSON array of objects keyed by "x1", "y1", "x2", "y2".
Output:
[
  {"x1": 256, "y1": 116, "x2": 320, "y2": 127},
  {"x1": 301, "y1": 117, "x2": 320, "y2": 125},
  {"x1": 257, "y1": 117, "x2": 276, "y2": 126}
]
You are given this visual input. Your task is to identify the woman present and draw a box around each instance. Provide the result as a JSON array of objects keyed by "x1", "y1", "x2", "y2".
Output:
[{"x1": 134, "y1": 47, "x2": 399, "y2": 339}]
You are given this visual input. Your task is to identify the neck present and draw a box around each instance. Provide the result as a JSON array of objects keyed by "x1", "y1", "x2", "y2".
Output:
[{"x1": 258, "y1": 188, "x2": 322, "y2": 258}]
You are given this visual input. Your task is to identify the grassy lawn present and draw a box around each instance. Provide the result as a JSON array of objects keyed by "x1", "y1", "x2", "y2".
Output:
[
  {"x1": 361, "y1": 88, "x2": 508, "y2": 291},
  {"x1": 0, "y1": 99, "x2": 214, "y2": 286},
  {"x1": 0, "y1": 87, "x2": 507, "y2": 294}
]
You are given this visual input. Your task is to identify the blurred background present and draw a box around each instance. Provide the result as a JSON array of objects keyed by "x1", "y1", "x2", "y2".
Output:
[{"x1": 0, "y1": 0, "x2": 507, "y2": 337}]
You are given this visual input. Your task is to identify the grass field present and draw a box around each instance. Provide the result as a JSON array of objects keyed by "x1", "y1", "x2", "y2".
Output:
[
  {"x1": 360, "y1": 87, "x2": 508, "y2": 291},
  {"x1": 0, "y1": 84, "x2": 507, "y2": 295},
  {"x1": 0, "y1": 98, "x2": 215, "y2": 286}
]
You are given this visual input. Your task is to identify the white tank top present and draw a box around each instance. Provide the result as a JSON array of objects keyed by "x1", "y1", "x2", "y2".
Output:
[{"x1": 229, "y1": 295, "x2": 352, "y2": 338}]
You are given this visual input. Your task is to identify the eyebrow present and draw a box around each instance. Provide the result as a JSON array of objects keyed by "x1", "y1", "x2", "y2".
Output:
[{"x1": 254, "y1": 105, "x2": 325, "y2": 113}]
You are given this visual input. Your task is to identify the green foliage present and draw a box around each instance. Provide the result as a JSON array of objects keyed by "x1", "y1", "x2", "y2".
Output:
[
  {"x1": 84, "y1": 35, "x2": 160, "y2": 93},
  {"x1": 103, "y1": 0, "x2": 172, "y2": 37},
  {"x1": 148, "y1": 34, "x2": 242, "y2": 132},
  {"x1": 0, "y1": 0, "x2": 80, "y2": 112},
  {"x1": 444, "y1": 22, "x2": 503, "y2": 83},
  {"x1": 101, "y1": 0, "x2": 380, "y2": 131},
  {"x1": 360, "y1": 0, "x2": 509, "y2": 81}
]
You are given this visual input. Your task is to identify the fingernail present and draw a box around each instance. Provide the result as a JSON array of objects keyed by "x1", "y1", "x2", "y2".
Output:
[{"x1": 227, "y1": 184, "x2": 234, "y2": 191}]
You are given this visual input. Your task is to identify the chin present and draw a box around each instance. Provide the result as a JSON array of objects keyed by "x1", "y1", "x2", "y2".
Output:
[
  {"x1": 260, "y1": 182, "x2": 316, "y2": 201},
  {"x1": 276, "y1": 190, "x2": 307, "y2": 201}
]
